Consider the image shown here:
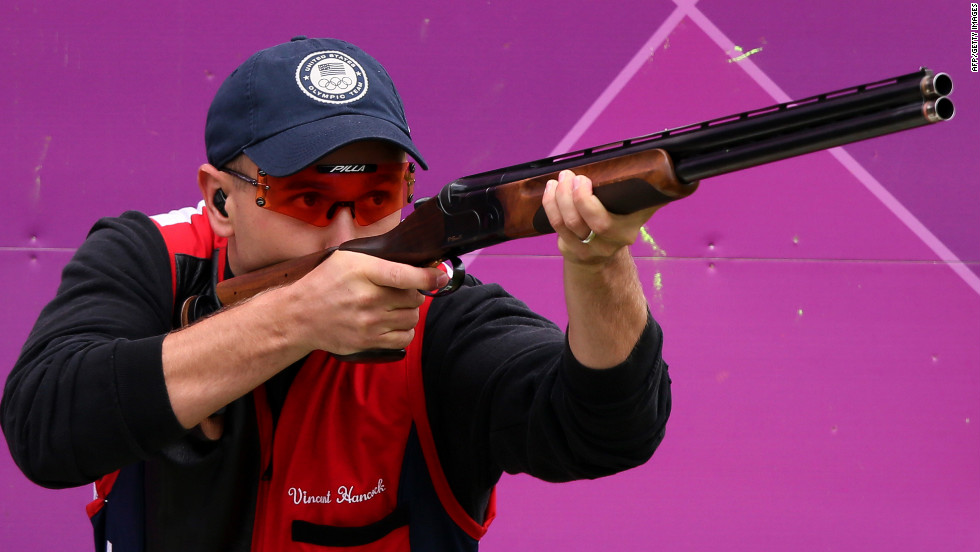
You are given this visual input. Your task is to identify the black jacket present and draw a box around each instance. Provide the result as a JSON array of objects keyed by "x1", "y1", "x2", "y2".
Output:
[{"x1": 2, "y1": 209, "x2": 671, "y2": 550}]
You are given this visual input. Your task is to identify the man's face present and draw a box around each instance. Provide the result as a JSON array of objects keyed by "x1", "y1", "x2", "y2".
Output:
[{"x1": 220, "y1": 140, "x2": 408, "y2": 274}]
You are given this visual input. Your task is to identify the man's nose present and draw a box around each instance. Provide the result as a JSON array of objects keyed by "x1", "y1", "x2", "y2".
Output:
[
  {"x1": 326, "y1": 201, "x2": 356, "y2": 221},
  {"x1": 326, "y1": 203, "x2": 358, "y2": 244}
]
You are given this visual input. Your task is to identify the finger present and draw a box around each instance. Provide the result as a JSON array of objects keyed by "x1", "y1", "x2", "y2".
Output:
[
  {"x1": 570, "y1": 174, "x2": 613, "y2": 239},
  {"x1": 337, "y1": 290, "x2": 422, "y2": 352},
  {"x1": 342, "y1": 324, "x2": 417, "y2": 354},
  {"x1": 554, "y1": 170, "x2": 591, "y2": 240},
  {"x1": 358, "y1": 300, "x2": 421, "y2": 335},
  {"x1": 362, "y1": 256, "x2": 450, "y2": 292},
  {"x1": 572, "y1": 174, "x2": 661, "y2": 248},
  {"x1": 377, "y1": 327, "x2": 416, "y2": 351},
  {"x1": 543, "y1": 170, "x2": 591, "y2": 244},
  {"x1": 375, "y1": 285, "x2": 427, "y2": 310},
  {"x1": 542, "y1": 177, "x2": 574, "y2": 243}
]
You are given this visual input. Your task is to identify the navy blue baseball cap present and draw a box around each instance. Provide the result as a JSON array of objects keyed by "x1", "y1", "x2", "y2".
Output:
[{"x1": 205, "y1": 36, "x2": 426, "y2": 176}]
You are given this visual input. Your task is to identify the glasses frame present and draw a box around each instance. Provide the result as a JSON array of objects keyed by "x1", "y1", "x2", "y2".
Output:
[{"x1": 222, "y1": 168, "x2": 272, "y2": 207}]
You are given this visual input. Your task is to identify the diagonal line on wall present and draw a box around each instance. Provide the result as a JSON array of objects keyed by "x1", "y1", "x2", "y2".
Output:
[
  {"x1": 466, "y1": 0, "x2": 979, "y2": 298},
  {"x1": 461, "y1": 4, "x2": 689, "y2": 272},
  {"x1": 678, "y1": 0, "x2": 980, "y2": 296},
  {"x1": 547, "y1": 5, "x2": 688, "y2": 155}
]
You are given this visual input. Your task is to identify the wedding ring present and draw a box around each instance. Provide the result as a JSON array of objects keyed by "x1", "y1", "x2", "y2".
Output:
[{"x1": 581, "y1": 230, "x2": 596, "y2": 244}]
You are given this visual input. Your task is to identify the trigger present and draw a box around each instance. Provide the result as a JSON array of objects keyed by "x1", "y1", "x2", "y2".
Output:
[{"x1": 422, "y1": 256, "x2": 465, "y2": 297}]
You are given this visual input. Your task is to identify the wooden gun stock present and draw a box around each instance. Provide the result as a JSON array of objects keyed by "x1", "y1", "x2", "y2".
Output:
[
  {"x1": 213, "y1": 148, "x2": 695, "y2": 308},
  {"x1": 215, "y1": 249, "x2": 335, "y2": 307},
  {"x1": 187, "y1": 68, "x2": 954, "y2": 361}
]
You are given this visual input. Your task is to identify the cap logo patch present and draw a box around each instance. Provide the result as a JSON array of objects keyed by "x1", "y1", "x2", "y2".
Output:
[{"x1": 295, "y1": 50, "x2": 368, "y2": 104}]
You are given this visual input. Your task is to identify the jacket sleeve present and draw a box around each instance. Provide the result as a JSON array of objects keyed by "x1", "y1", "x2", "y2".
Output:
[
  {"x1": 1, "y1": 212, "x2": 187, "y2": 488},
  {"x1": 422, "y1": 277, "x2": 671, "y2": 515}
]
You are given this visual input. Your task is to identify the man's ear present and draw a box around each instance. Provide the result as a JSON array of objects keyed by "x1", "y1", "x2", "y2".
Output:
[{"x1": 198, "y1": 164, "x2": 235, "y2": 238}]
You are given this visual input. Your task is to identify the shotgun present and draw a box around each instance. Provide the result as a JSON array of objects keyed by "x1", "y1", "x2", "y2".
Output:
[{"x1": 182, "y1": 68, "x2": 955, "y2": 358}]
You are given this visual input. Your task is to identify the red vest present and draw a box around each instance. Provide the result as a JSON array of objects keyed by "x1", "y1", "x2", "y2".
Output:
[
  {"x1": 250, "y1": 296, "x2": 494, "y2": 550},
  {"x1": 88, "y1": 205, "x2": 496, "y2": 551}
]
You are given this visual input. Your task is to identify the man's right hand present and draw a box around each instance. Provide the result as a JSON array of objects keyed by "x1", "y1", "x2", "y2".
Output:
[
  {"x1": 163, "y1": 250, "x2": 447, "y2": 430},
  {"x1": 282, "y1": 250, "x2": 450, "y2": 356}
]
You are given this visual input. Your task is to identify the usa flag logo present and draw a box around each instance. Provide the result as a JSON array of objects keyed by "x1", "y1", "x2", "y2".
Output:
[{"x1": 295, "y1": 50, "x2": 368, "y2": 104}]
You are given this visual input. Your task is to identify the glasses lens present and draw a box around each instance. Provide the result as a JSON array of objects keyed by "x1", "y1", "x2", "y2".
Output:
[{"x1": 258, "y1": 162, "x2": 411, "y2": 227}]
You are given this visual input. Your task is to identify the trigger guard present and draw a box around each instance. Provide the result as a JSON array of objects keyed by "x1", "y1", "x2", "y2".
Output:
[{"x1": 422, "y1": 256, "x2": 465, "y2": 297}]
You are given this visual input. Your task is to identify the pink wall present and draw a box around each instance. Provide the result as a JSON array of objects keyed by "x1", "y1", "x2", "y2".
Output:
[{"x1": 2, "y1": 1, "x2": 977, "y2": 549}]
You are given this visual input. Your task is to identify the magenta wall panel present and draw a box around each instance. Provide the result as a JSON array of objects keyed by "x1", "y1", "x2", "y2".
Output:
[{"x1": 2, "y1": 1, "x2": 977, "y2": 550}]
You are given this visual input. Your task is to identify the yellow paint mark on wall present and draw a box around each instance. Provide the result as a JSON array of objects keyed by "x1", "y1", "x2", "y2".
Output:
[
  {"x1": 639, "y1": 226, "x2": 667, "y2": 257},
  {"x1": 640, "y1": 226, "x2": 667, "y2": 312},
  {"x1": 727, "y1": 45, "x2": 763, "y2": 63}
]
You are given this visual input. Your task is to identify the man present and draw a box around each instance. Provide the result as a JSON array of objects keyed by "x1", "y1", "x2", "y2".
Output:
[{"x1": 2, "y1": 37, "x2": 670, "y2": 551}]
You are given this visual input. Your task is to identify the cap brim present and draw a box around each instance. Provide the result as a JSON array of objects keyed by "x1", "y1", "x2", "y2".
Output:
[{"x1": 244, "y1": 114, "x2": 428, "y2": 176}]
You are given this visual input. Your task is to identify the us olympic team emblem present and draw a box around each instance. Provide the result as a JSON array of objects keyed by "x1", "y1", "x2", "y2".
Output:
[{"x1": 295, "y1": 50, "x2": 368, "y2": 104}]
